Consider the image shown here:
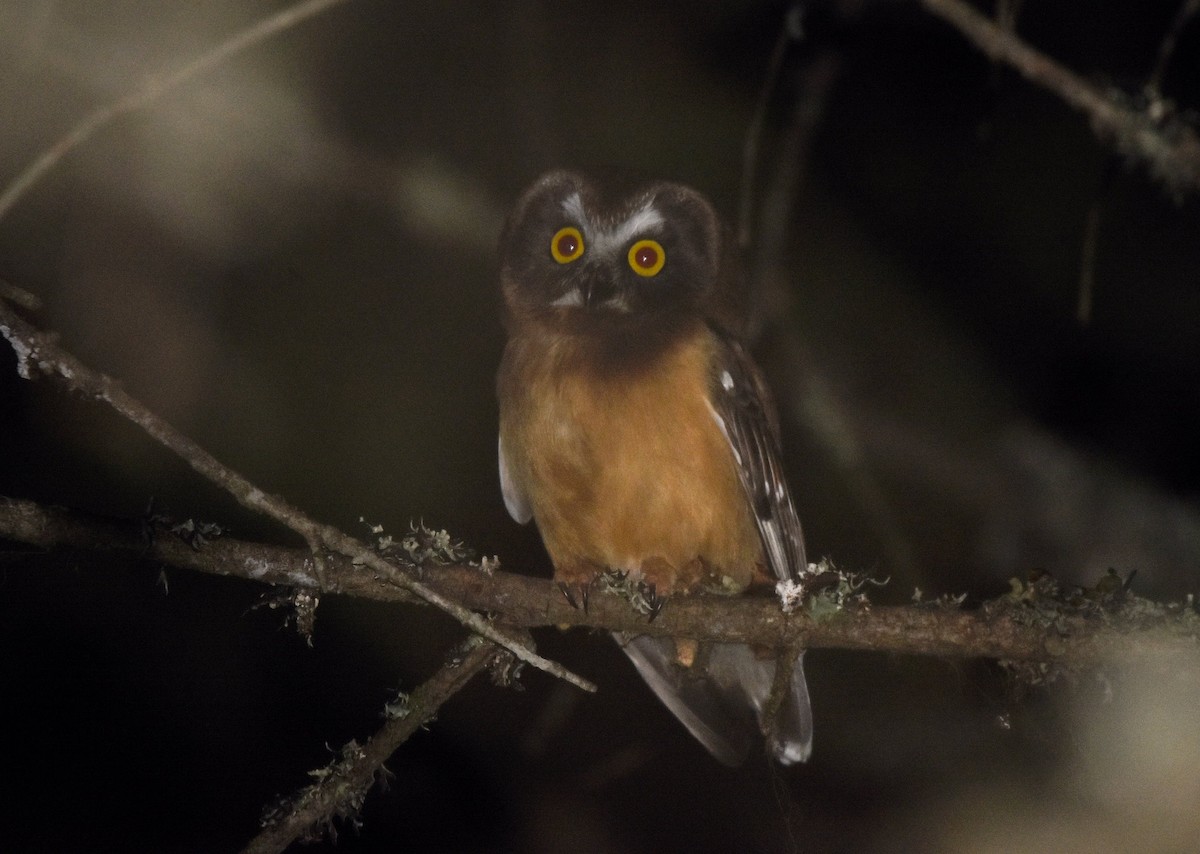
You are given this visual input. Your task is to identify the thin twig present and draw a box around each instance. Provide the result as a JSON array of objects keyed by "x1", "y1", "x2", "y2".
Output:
[
  {"x1": 242, "y1": 637, "x2": 501, "y2": 854},
  {"x1": 0, "y1": 298, "x2": 596, "y2": 694},
  {"x1": 0, "y1": 0, "x2": 352, "y2": 223},
  {"x1": 920, "y1": 0, "x2": 1200, "y2": 196}
]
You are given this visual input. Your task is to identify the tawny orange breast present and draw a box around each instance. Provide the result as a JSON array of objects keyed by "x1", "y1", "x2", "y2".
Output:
[{"x1": 499, "y1": 323, "x2": 763, "y2": 594}]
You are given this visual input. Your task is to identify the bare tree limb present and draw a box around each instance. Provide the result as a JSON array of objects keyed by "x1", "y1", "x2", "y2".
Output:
[
  {"x1": 0, "y1": 298, "x2": 596, "y2": 694},
  {"x1": 0, "y1": 0, "x2": 352, "y2": 223},
  {"x1": 919, "y1": 0, "x2": 1200, "y2": 196},
  {"x1": 242, "y1": 637, "x2": 502, "y2": 854},
  {"x1": 3, "y1": 496, "x2": 1197, "y2": 671}
]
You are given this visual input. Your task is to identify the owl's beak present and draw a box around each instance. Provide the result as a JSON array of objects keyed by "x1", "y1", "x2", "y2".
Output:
[
  {"x1": 549, "y1": 264, "x2": 629, "y2": 312},
  {"x1": 579, "y1": 267, "x2": 620, "y2": 310}
]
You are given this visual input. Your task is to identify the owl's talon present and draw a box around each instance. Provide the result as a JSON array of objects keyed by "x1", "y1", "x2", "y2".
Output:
[
  {"x1": 557, "y1": 580, "x2": 592, "y2": 611},
  {"x1": 557, "y1": 581, "x2": 580, "y2": 610},
  {"x1": 646, "y1": 586, "x2": 664, "y2": 622}
]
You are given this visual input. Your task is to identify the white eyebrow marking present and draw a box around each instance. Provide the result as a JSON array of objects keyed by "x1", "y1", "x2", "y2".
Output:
[
  {"x1": 559, "y1": 193, "x2": 664, "y2": 260},
  {"x1": 561, "y1": 192, "x2": 586, "y2": 225},
  {"x1": 594, "y1": 201, "x2": 663, "y2": 255},
  {"x1": 617, "y1": 202, "x2": 665, "y2": 241}
]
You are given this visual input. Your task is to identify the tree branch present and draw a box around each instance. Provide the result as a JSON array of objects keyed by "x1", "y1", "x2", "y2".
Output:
[
  {"x1": 241, "y1": 637, "x2": 503, "y2": 854},
  {"x1": 920, "y1": 0, "x2": 1200, "y2": 196},
  {"x1": 0, "y1": 298, "x2": 595, "y2": 694},
  {"x1": 4, "y1": 496, "x2": 1197, "y2": 671},
  {"x1": 5, "y1": 279, "x2": 1198, "y2": 849}
]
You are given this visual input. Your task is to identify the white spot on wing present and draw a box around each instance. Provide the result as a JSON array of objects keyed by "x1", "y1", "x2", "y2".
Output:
[{"x1": 720, "y1": 370, "x2": 734, "y2": 392}]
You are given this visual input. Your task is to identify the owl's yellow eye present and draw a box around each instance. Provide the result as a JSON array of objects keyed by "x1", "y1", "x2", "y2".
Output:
[
  {"x1": 551, "y1": 227, "x2": 585, "y2": 264},
  {"x1": 628, "y1": 239, "x2": 665, "y2": 277}
]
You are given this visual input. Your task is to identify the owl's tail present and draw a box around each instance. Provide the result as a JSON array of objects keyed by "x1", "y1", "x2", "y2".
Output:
[{"x1": 618, "y1": 633, "x2": 812, "y2": 766}]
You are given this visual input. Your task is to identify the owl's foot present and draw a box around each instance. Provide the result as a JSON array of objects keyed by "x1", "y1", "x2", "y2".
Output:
[{"x1": 596, "y1": 568, "x2": 664, "y2": 620}]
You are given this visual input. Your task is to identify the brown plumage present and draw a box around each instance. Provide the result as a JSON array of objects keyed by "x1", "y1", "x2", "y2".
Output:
[{"x1": 497, "y1": 170, "x2": 811, "y2": 765}]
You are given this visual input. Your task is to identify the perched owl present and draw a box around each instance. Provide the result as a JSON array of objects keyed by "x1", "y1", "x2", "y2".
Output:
[{"x1": 496, "y1": 170, "x2": 811, "y2": 765}]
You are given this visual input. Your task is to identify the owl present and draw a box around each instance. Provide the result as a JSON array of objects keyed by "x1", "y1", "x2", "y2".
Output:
[{"x1": 496, "y1": 170, "x2": 811, "y2": 765}]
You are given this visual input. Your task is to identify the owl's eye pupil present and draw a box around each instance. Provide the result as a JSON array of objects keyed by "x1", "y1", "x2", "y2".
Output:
[
  {"x1": 627, "y1": 239, "x2": 666, "y2": 277},
  {"x1": 551, "y1": 226, "x2": 585, "y2": 264}
]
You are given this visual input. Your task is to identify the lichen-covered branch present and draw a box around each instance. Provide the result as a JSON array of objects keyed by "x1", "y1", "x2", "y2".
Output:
[
  {"x1": 0, "y1": 298, "x2": 595, "y2": 694},
  {"x1": 920, "y1": 0, "x2": 1200, "y2": 196},
  {"x1": 4, "y1": 496, "x2": 1197, "y2": 672},
  {"x1": 242, "y1": 637, "x2": 502, "y2": 854}
]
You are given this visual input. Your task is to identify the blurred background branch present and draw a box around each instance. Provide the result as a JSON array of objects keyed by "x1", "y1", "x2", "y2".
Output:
[
  {"x1": 920, "y1": 0, "x2": 1200, "y2": 195},
  {"x1": 0, "y1": 0, "x2": 350, "y2": 222}
]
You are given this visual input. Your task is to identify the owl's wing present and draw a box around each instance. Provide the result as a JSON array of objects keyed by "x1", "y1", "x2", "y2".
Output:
[
  {"x1": 498, "y1": 435, "x2": 533, "y2": 524},
  {"x1": 706, "y1": 335, "x2": 807, "y2": 582},
  {"x1": 619, "y1": 635, "x2": 812, "y2": 766},
  {"x1": 618, "y1": 634, "x2": 754, "y2": 766},
  {"x1": 702, "y1": 332, "x2": 812, "y2": 763}
]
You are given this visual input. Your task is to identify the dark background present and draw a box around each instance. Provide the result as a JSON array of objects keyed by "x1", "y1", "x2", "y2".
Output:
[{"x1": 3, "y1": 1, "x2": 1200, "y2": 851}]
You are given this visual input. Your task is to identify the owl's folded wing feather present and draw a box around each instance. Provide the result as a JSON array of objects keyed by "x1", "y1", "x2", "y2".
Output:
[
  {"x1": 619, "y1": 634, "x2": 754, "y2": 766},
  {"x1": 619, "y1": 634, "x2": 812, "y2": 765},
  {"x1": 703, "y1": 331, "x2": 813, "y2": 763},
  {"x1": 706, "y1": 334, "x2": 806, "y2": 582},
  {"x1": 499, "y1": 435, "x2": 533, "y2": 524}
]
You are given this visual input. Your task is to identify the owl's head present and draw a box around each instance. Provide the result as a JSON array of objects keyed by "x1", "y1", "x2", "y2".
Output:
[{"x1": 499, "y1": 171, "x2": 739, "y2": 335}]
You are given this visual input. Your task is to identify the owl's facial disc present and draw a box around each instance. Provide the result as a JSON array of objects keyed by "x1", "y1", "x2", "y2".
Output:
[
  {"x1": 548, "y1": 192, "x2": 668, "y2": 313},
  {"x1": 500, "y1": 171, "x2": 724, "y2": 329}
]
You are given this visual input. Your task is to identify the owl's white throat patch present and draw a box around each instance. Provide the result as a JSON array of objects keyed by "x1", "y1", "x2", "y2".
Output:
[
  {"x1": 551, "y1": 288, "x2": 584, "y2": 308},
  {"x1": 551, "y1": 286, "x2": 631, "y2": 313}
]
